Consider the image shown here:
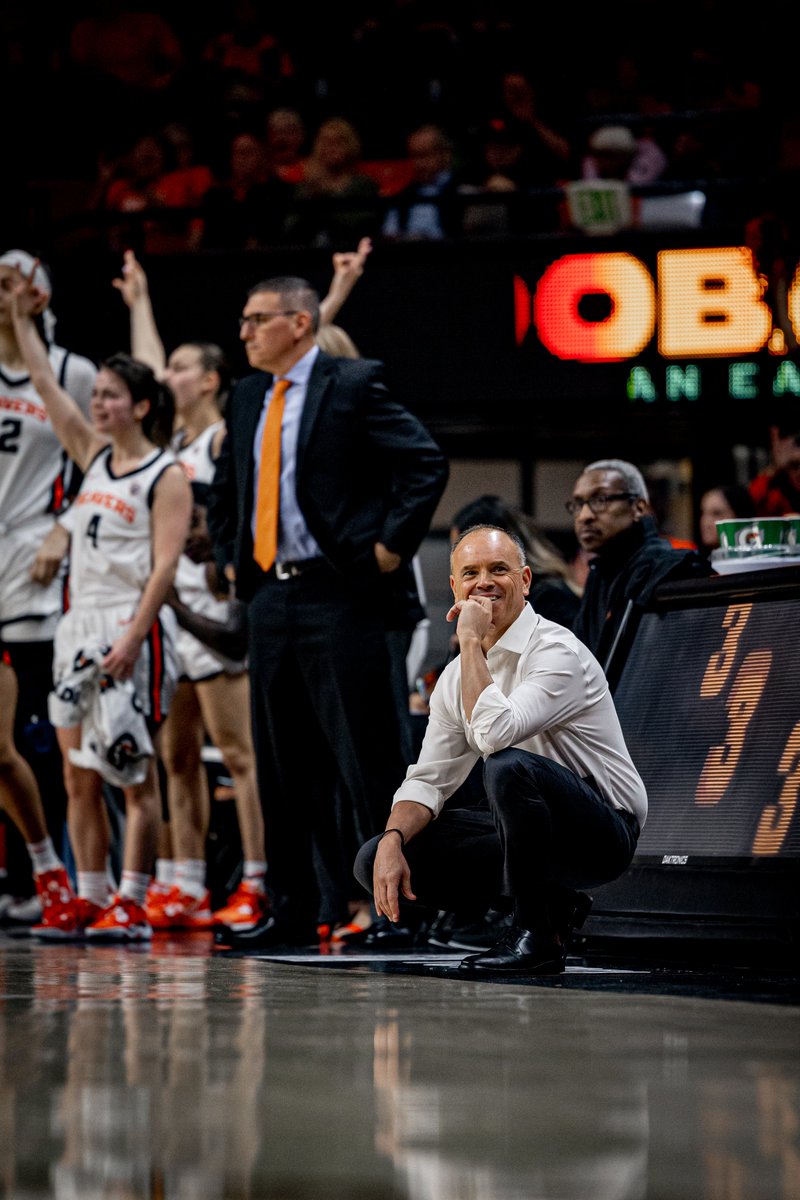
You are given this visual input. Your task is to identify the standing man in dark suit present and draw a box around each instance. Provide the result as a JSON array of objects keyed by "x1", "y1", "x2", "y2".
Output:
[{"x1": 208, "y1": 275, "x2": 448, "y2": 948}]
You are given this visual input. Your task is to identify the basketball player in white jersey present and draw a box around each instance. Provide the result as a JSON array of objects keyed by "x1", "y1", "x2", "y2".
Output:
[
  {"x1": 11, "y1": 263, "x2": 192, "y2": 941},
  {"x1": 0, "y1": 249, "x2": 96, "y2": 933}
]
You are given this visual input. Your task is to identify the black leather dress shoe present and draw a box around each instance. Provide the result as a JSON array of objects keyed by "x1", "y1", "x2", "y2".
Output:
[
  {"x1": 214, "y1": 914, "x2": 317, "y2": 951},
  {"x1": 458, "y1": 926, "x2": 566, "y2": 974}
]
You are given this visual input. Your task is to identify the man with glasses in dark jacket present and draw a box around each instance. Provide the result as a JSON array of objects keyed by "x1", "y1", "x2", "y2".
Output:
[{"x1": 569, "y1": 459, "x2": 712, "y2": 687}]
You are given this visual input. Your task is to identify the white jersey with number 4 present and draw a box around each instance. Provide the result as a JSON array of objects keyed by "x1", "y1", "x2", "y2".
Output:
[{"x1": 68, "y1": 444, "x2": 177, "y2": 608}]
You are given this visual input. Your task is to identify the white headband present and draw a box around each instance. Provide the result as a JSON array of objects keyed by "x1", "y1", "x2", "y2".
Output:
[{"x1": 0, "y1": 249, "x2": 56, "y2": 343}]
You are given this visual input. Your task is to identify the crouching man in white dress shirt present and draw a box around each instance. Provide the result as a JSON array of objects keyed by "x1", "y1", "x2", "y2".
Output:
[{"x1": 354, "y1": 524, "x2": 648, "y2": 974}]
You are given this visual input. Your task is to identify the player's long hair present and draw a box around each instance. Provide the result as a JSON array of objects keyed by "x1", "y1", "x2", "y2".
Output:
[{"x1": 102, "y1": 352, "x2": 175, "y2": 448}]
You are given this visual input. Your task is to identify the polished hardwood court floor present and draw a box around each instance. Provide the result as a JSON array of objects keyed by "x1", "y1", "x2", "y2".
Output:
[{"x1": 1, "y1": 928, "x2": 798, "y2": 1200}]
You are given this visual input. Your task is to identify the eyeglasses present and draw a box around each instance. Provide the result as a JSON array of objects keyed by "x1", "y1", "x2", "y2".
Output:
[
  {"x1": 565, "y1": 492, "x2": 635, "y2": 516},
  {"x1": 238, "y1": 310, "x2": 298, "y2": 329}
]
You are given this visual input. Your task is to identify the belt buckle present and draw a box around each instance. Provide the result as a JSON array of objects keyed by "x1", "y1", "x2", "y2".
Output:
[{"x1": 274, "y1": 561, "x2": 294, "y2": 580}]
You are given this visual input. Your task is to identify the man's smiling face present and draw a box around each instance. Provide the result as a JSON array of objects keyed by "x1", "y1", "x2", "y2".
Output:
[{"x1": 450, "y1": 527, "x2": 531, "y2": 643}]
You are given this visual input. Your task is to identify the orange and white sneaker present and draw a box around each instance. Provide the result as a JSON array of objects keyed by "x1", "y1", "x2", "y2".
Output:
[
  {"x1": 33, "y1": 867, "x2": 81, "y2": 937},
  {"x1": 34, "y1": 896, "x2": 105, "y2": 940},
  {"x1": 212, "y1": 880, "x2": 270, "y2": 931},
  {"x1": 145, "y1": 878, "x2": 174, "y2": 910},
  {"x1": 85, "y1": 895, "x2": 153, "y2": 941},
  {"x1": 146, "y1": 885, "x2": 215, "y2": 930}
]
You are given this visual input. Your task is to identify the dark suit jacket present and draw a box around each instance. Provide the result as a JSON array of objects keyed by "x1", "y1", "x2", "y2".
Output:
[{"x1": 208, "y1": 351, "x2": 448, "y2": 603}]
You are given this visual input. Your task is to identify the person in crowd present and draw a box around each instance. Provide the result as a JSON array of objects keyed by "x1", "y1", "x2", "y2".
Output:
[
  {"x1": 580, "y1": 123, "x2": 668, "y2": 186},
  {"x1": 354, "y1": 524, "x2": 647, "y2": 974},
  {"x1": 698, "y1": 483, "x2": 757, "y2": 555},
  {"x1": 200, "y1": 130, "x2": 294, "y2": 251},
  {"x1": 154, "y1": 122, "x2": 216, "y2": 252},
  {"x1": 458, "y1": 118, "x2": 539, "y2": 237},
  {"x1": 748, "y1": 406, "x2": 800, "y2": 516},
  {"x1": 283, "y1": 117, "x2": 381, "y2": 247},
  {"x1": 201, "y1": 0, "x2": 294, "y2": 98},
  {"x1": 381, "y1": 124, "x2": 461, "y2": 241},
  {"x1": 495, "y1": 69, "x2": 573, "y2": 184},
  {"x1": 93, "y1": 131, "x2": 196, "y2": 255},
  {"x1": 569, "y1": 459, "x2": 712, "y2": 687},
  {"x1": 265, "y1": 107, "x2": 308, "y2": 184},
  {"x1": 207, "y1": 272, "x2": 448, "y2": 949},
  {"x1": 11, "y1": 263, "x2": 192, "y2": 942},
  {"x1": 0, "y1": 250, "x2": 96, "y2": 932}
]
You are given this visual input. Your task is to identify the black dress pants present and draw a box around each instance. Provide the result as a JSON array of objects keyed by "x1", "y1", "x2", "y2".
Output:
[
  {"x1": 354, "y1": 747, "x2": 639, "y2": 925},
  {"x1": 248, "y1": 563, "x2": 406, "y2": 928}
]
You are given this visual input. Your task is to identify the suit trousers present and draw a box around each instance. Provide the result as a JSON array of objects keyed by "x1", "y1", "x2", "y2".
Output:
[
  {"x1": 248, "y1": 562, "x2": 406, "y2": 927},
  {"x1": 354, "y1": 747, "x2": 640, "y2": 925}
]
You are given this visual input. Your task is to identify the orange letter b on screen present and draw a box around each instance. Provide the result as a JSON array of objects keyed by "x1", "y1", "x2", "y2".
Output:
[{"x1": 658, "y1": 248, "x2": 771, "y2": 358}]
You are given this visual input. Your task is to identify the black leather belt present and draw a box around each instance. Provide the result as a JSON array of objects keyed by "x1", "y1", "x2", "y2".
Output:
[{"x1": 271, "y1": 556, "x2": 328, "y2": 580}]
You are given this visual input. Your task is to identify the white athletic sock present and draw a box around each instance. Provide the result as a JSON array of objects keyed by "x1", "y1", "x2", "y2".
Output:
[
  {"x1": 118, "y1": 870, "x2": 151, "y2": 907},
  {"x1": 155, "y1": 858, "x2": 177, "y2": 887},
  {"x1": 78, "y1": 871, "x2": 111, "y2": 907},
  {"x1": 174, "y1": 858, "x2": 207, "y2": 898},
  {"x1": 27, "y1": 837, "x2": 62, "y2": 875},
  {"x1": 243, "y1": 860, "x2": 267, "y2": 891}
]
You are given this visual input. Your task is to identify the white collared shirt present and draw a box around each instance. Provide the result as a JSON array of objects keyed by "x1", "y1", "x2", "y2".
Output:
[
  {"x1": 251, "y1": 344, "x2": 322, "y2": 561},
  {"x1": 394, "y1": 603, "x2": 648, "y2": 826}
]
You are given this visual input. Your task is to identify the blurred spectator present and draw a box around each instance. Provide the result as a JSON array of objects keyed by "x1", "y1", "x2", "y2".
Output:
[
  {"x1": 69, "y1": 3, "x2": 183, "y2": 90},
  {"x1": 698, "y1": 484, "x2": 757, "y2": 555},
  {"x1": 67, "y1": 2, "x2": 184, "y2": 139},
  {"x1": 93, "y1": 127, "x2": 214, "y2": 254},
  {"x1": 200, "y1": 131, "x2": 293, "y2": 250},
  {"x1": 581, "y1": 123, "x2": 668, "y2": 185},
  {"x1": 748, "y1": 405, "x2": 800, "y2": 516},
  {"x1": 202, "y1": 0, "x2": 294, "y2": 92},
  {"x1": 283, "y1": 117, "x2": 380, "y2": 247},
  {"x1": 382, "y1": 124, "x2": 460, "y2": 241},
  {"x1": 495, "y1": 69, "x2": 573, "y2": 185},
  {"x1": 266, "y1": 107, "x2": 308, "y2": 184},
  {"x1": 92, "y1": 132, "x2": 169, "y2": 254},
  {"x1": 458, "y1": 118, "x2": 541, "y2": 236},
  {"x1": 155, "y1": 123, "x2": 215, "y2": 252}
]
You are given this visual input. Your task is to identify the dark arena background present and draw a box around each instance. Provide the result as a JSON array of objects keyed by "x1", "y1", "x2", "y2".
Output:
[{"x1": 2, "y1": 4, "x2": 799, "y2": 1199}]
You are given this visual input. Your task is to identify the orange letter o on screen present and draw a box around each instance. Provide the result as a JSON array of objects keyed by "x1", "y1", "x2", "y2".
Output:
[{"x1": 534, "y1": 253, "x2": 655, "y2": 362}]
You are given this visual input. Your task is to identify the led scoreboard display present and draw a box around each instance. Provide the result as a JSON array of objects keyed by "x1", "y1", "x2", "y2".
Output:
[
  {"x1": 586, "y1": 566, "x2": 800, "y2": 952},
  {"x1": 512, "y1": 244, "x2": 800, "y2": 410},
  {"x1": 614, "y1": 590, "x2": 800, "y2": 861}
]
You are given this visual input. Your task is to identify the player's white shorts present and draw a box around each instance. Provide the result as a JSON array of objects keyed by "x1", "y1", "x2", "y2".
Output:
[
  {"x1": 0, "y1": 518, "x2": 65, "y2": 642},
  {"x1": 53, "y1": 602, "x2": 179, "y2": 728},
  {"x1": 176, "y1": 626, "x2": 247, "y2": 683},
  {"x1": 175, "y1": 588, "x2": 247, "y2": 683}
]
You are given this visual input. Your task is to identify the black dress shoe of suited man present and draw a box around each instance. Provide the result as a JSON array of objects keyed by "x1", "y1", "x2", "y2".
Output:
[
  {"x1": 214, "y1": 914, "x2": 318, "y2": 951},
  {"x1": 458, "y1": 925, "x2": 566, "y2": 974}
]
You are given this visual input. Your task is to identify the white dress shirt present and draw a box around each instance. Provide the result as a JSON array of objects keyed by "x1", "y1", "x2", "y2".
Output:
[
  {"x1": 251, "y1": 344, "x2": 323, "y2": 562},
  {"x1": 393, "y1": 603, "x2": 648, "y2": 826}
]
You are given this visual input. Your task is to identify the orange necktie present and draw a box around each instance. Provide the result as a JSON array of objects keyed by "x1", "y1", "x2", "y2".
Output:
[{"x1": 253, "y1": 377, "x2": 291, "y2": 571}]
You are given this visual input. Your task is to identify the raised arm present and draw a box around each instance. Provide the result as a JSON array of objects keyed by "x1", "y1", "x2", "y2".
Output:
[
  {"x1": 111, "y1": 249, "x2": 167, "y2": 378},
  {"x1": 11, "y1": 267, "x2": 104, "y2": 471},
  {"x1": 319, "y1": 236, "x2": 372, "y2": 326}
]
